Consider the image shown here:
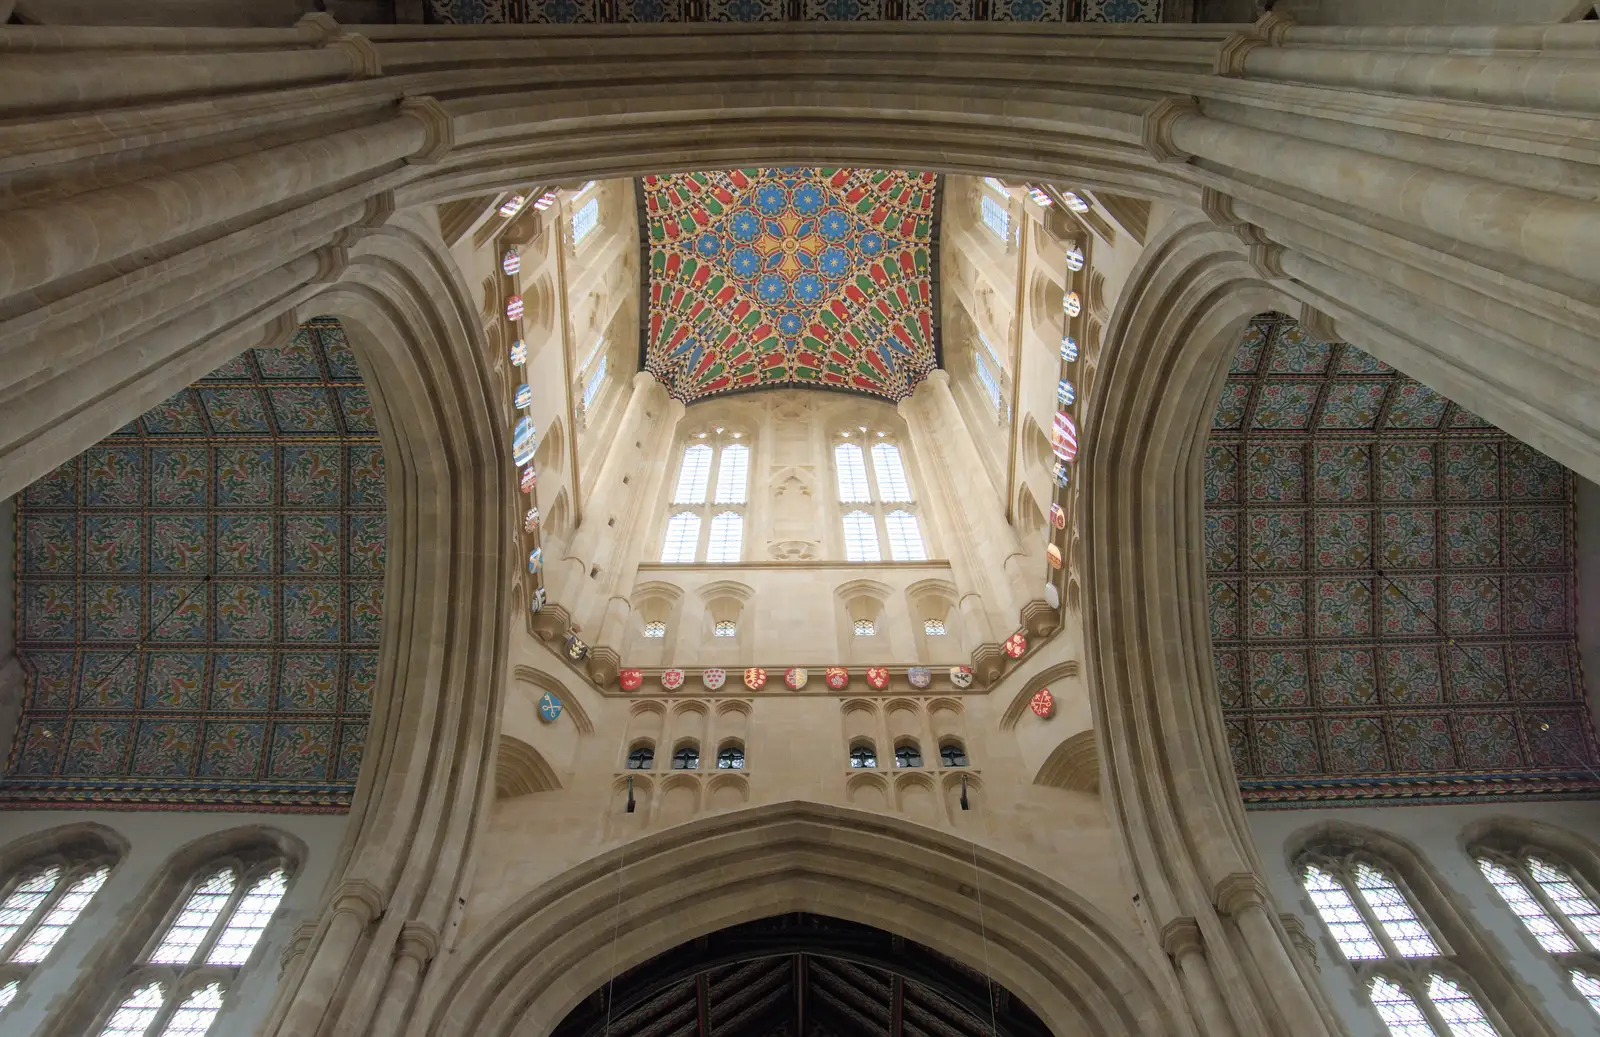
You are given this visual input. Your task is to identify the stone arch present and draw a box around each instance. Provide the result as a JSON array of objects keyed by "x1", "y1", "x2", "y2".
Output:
[
  {"x1": 1029, "y1": 270, "x2": 1064, "y2": 334},
  {"x1": 1035, "y1": 730, "x2": 1100, "y2": 794},
  {"x1": 410, "y1": 802, "x2": 1180, "y2": 1037},
  {"x1": 532, "y1": 415, "x2": 564, "y2": 476},
  {"x1": 0, "y1": 822, "x2": 129, "y2": 875},
  {"x1": 493, "y1": 735, "x2": 560, "y2": 798},
  {"x1": 1000, "y1": 660, "x2": 1080, "y2": 732},
  {"x1": 510, "y1": 665, "x2": 594, "y2": 736},
  {"x1": 1022, "y1": 413, "x2": 1053, "y2": 476}
]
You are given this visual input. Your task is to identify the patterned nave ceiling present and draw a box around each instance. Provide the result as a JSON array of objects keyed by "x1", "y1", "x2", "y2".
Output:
[
  {"x1": 640, "y1": 169, "x2": 941, "y2": 405},
  {"x1": 427, "y1": 0, "x2": 1162, "y2": 24},
  {"x1": 7, "y1": 319, "x2": 381, "y2": 811},
  {"x1": 1208, "y1": 313, "x2": 1599, "y2": 806}
]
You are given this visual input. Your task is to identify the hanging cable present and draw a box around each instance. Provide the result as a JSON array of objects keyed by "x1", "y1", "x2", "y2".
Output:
[
  {"x1": 602, "y1": 839, "x2": 627, "y2": 1037},
  {"x1": 965, "y1": 834, "x2": 1002, "y2": 1037}
]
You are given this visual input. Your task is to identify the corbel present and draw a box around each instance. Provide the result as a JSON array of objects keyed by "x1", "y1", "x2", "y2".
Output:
[
  {"x1": 1213, "y1": 871, "x2": 1271, "y2": 917},
  {"x1": 396, "y1": 921, "x2": 441, "y2": 965},
  {"x1": 1141, "y1": 97, "x2": 1201, "y2": 165},
  {"x1": 401, "y1": 96, "x2": 455, "y2": 165},
  {"x1": 1280, "y1": 912, "x2": 1319, "y2": 971},
  {"x1": 332, "y1": 877, "x2": 387, "y2": 925},
  {"x1": 1020, "y1": 599, "x2": 1060, "y2": 638},
  {"x1": 1159, "y1": 917, "x2": 1205, "y2": 961},
  {"x1": 296, "y1": 12, "x2": 384, "y2": 78},
  {"x1": 1247, "y1": 243, "x2": 1287, "y2": 280},
  {"x1": 1298, "y1": 303, "x2": 1338, "y2": 344},
  {"x1": 1215, "y1": 10, "x2": 1295, "y2": 77}
]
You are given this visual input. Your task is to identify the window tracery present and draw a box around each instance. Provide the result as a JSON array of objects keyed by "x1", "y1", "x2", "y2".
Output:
[
  {"x1": 672, "y1": 744, "x2": 700, "y2": 771},
  {"x1": 1299, "y1": 855, "x2": 1503, "y2": 1037},
  {"x1": 0, "y1": 838, "x2": 118, "y2": 1015},
  {"x1": 662, "y1": 431, "x2": 749, "y2": 563},
  {"x1": 94, "y1": 856, "x2": 291, "y2": 1037},
  {"x1": 834, "y1": 432, "x2": 925, "y2": 562},
  {"x1": 716, "y1": 743, "x2": 745, "y2": 770},
  {"x1": 1475, "y1": 848, "x2": 1600, "y2": 1017},
  {"x1": 939, "y1": 742, "x2": 969, "y2": 768},
  {"x1": 849, "y1": 743, "x2": 878, "y2": 769},
  {"x1": 627, "y1": 744, "x2": 655, "y2": 770},
  {"x1": 894, "y1": 743, "x2": 923, "y2": 769}
]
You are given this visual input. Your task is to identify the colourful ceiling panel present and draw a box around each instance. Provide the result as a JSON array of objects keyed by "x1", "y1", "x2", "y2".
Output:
[
  {"x1": 426, "y1": 0, "x2": 1163, "y2": 24},
  {"x1": 1206, "y1": 313, "x2": 1599, "y2": 806},
  {"x1": 641, "y1": 168, "x2": 940, "y2": 404},
  {"x1": 7, "y1": 318, "x2": 381, "y2": 811}
]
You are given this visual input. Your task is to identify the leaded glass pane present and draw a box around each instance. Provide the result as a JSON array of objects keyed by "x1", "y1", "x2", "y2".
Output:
[
  {"x1": 1303, "y1": 864, "x2": 1385, "y2": 960},
  {"x1": 1477, "y1": 858, "x2": 1575, "y2": 953},
  {"x1": 1370, "y1": 976, "x2": 1437, "y2": 1037},
  {"x1": 715, "y1": 445, "x2": 749, "y2": 504},
  {"x1": 924, "y1": 619, "x2": 946, "y2": 636},
  {"x1": 99, "y1": 983, "x2": 166, "y2": 1037},
  {"x1": 673, "y1": 445, "x2": 712, "y2": 504},
  {"x1": 870, "y1": 443, "x2": 912, "y2": 502},
  {"x1": 705, "y1": 512, "x2": 743, "y2": 564},
  {"x1": 884, "y1": 510, "x2": 926, "y2": 562},
  {"x1": 149, "y1": 870, "x2": 235, "y2": 966},
  {"x1": 582, "y1": 355, "x2": 607, "y2": 411},
  {"x1": 0, "y1": 979, "x2": 17, "y2": 1010},
  {"x1": 835, "y1": 444, "x2": 871, "y2": 503},
  {"x1": 1570, "y1": 970, "x2": 1600, "y2": 1017},
  {"x1": 843, "y1": 511, "x2": 881, "y2": 563},
  {"x1": 1425, "y1": 974, "x2": 1500, "y2": 1037},
  {"x1": 1355, "y1": 863, "x2": 1439, "y2": 958},
  {"x1": 980, "y1": 195, "x2": 1009, "y2": 243},
  {"x1": 849, "y1": 745, "x2": 877, "y2": 768},
  {"x1": 975, "y1": 349, "x2": 1003, "y2": 413},
  {"x1": 13, "y1": 866, "x2": 108, "y2": 963},
  {"x1": 660, "y1": 512, "x2": 700, "y2": 564},
  {"x1": 572, "y1": 196, "x2": 600, "y2": 244},
  {"x1": 206, "y1": 870, "x2": 286, "y2": 967},
  {"x1": 1529, "y1": 857, "x2": 1600, "y2": 951},
  {"x1": 0, "y1": 868, "x2": 60, "y2": 955},
  {"x1": 158, "y1": 983, "x2": 225, "y2": 1037},
  {"x1": 853, "y1": 619, "x2": 875, "y2": 637}
]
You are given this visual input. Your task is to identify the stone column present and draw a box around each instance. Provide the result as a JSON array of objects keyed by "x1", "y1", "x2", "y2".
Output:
[
  {"x1": 594, "y1": 392, "x2": 686, "y2": 647},
  {"x1": 366, "y1": 922, "x2": 440, "y2": 1036},
  {"x1": 1159, "y1": 918, "x2": 1237, "y2": 1037},
  {"x1": 1215, "y1": 874, "x2": 1329, "y2": 1035},
  {"x1": 281, "y1": 880, "x2": 384, "y2": 1037}
]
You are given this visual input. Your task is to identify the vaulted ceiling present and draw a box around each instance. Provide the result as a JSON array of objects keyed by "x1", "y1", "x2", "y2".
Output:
[
  {"x1": 1206, "y1": 313, "x2": 1599, "y2": 806},
  {"x1": 7, "y1": 318, "x2": 380, "y2": 811},
  {"x1": 639, "y1": 168, "x2": 941, "y2": 405},
  {"x1": 552, "y1": 914, "x2": 1049, "y2": 1037},
  {"x1": 427, "y1": 0, "x2": 1163, "y2": 24}
]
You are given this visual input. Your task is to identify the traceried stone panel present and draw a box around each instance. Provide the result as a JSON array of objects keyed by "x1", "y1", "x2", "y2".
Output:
[
  {"x1": 7, "y1": 319, "x2": 382, "y2": 810},
  {"x1": 427, "y1": 0, "x2": 1163, "y2": 23},
  {"x1": 640, "y1": 169, "x2": 941, "y2": 403},
  {"x1": 1206, "y1": 313, "x2": 1598, "y2": 806}
]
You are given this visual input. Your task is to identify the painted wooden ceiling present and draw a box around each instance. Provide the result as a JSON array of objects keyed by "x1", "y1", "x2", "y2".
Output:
[{"x1": 427, "y1": 0, "x2": 1161, "y2": 24}]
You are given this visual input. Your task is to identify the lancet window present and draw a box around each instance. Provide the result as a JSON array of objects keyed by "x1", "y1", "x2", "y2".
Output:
[
  {"x1": 834, "y1": 432, "x2": 926, "y2": 562},
  {"x1": 1299, "y1": 854, "x2": 1504, "y2": 1037},
  {"x1": 572, "y1": 195, "x2": 600, "y2": 246},
  {"x1": 661, "y1": 429, "x2": 749, "y2": 564},
  {"x1": 1475, "y1": 847, "x2": 1600, "y2": 1017},
  {"x1": 94, "y1": 855, "x2": 291, "y2": 1037},
  {"x1": 0, "y1": 843, "x2": 116, "y2": 1013}
]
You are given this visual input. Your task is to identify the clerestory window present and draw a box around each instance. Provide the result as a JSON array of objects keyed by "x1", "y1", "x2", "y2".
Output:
[
  {"x1": 0, "y1": 848, "x2": 114, "y2": 1013},
  {"x1": 834, "y1": 436, "x2": 925, "y2": 562},
  {"x1": 662, "y1": 433, "x2": 748, "y2": 563},
  {"x1": 1476, "y1": 849, "x2": 1600, "y2": 1018}
]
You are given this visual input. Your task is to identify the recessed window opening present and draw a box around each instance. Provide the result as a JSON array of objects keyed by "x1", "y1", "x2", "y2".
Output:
[
  {"x1": 842, "y1": 511, "x2": 881, "y2": 563},
  {"x1": 853, "y1": 619, "x2": 876, "y2": 637},
  {"x1": 717, "y1": 743, "x2": 745, "y2": 769},
  {"x1": 894, "y1": 743, "x2": 923, "y2": 768},
  {"x1": 582, "y1": 355, "x2": 608, "y2": 412},
  {"x1": 981, "y1": 194, "x2": 1009, "y2": 243},
  {"x1": 672, "y1": 744, "x2": 699, "y2": 770},
  {"x1": 627, "y1": 744, "x2": 655, "y2": 770},
  {"x1": 673, "y1": 445, "x2": 712, "y2": 504},
  {"x1": 870, "y1": 443, "x2": 912, "y2": 502},
  {"x1": 835, "y1": 444, "x2": 872, "y2": 503},
  {"x1": 643, "y1": 621, "x2": 667, "y2": 638},
  {"x1": 714, "y1": 444, "x2": 749, "y2": 504},
  {"x1": 660, "y1": 512, "x2": 700, "y2": 564},
  {"x1": 849, "y1": 743, "x2": 878, "y2": 769},
  {"x1": 705, "y1": 512, "x2": 743, "y2": 564},
  {"x1": 940, "y1": 742, "x2": 969, "y2": 767},
  {"x1": 924, "y1": 619, "x2": 947, "y2": 636},
  {"x1": 713, "y1": 620, "x2": 737, "y2": 638},
  {"x1": 884, "y1": 511, "x2": 927, "y2": 562},
  {"x1": 572, "y1": 196, "x2": 600, "y2": 245}
]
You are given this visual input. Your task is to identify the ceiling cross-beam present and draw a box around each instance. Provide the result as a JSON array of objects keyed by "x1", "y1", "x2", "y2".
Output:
[
  {"x1": 695, "y1": 973, "x2": 710, "y2": 1037},
  {"x1": 891, "y1": 975, "x2": 904, "y2": 1037},
  {"x1": 795, "y1": 953, "x2": 807, "y2": 1037}
]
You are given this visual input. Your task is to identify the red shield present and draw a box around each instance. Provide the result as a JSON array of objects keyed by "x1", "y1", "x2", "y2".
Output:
[
  {"x1": 866, "y1": 667, "x2": 890, "y2": 690},
  {"x1": 1030, "y1": 688, "x2": 1055, "y2": 718},
  {"x1": 744, "y1": 668, "x2": 767, "y2": 690},
  {"x1": 619, "y1": 669, "x2": 643, "y2": 692},
  {"x1": 1004, "y1": 633, "x2": 1027, "y2": 659},
  {"x1": 825, "y1": 667, "x2": 849, "y2": 690}
]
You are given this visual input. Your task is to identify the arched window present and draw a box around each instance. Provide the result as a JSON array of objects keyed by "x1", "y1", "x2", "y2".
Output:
[
  {"x1": 939, "y1": 742, "x2": 969, "y2": 768},
  {"x1": 1477, "y1": 850, "x2": 1600, "y2": 1016},
  {"x1": 870, "y1": 443, "x2": 912, "y2": 502},
  {"x1": 95, "y1": 858, "x2": 290, "y2": 1036},
  {"x1": 663, "y1": 432, "x2": 748, "y2": 563},
  {"x1": 884, "y1": 510, "x2": 926, "y2": 562},
  {"x1": 980, "y1": 193, "x2": 1009, "y2": 244},
  {"x1": 716, "y1": 743, "x2": 745, "y2": 770},
  {"x1": 671, "y1": 743, "x2": 699, "y2": 771},
  {"x1": 834, "y1": 443, "x2": 872, "y2": 503},
  {"x1": 849, "y1": 743, "x2": 877, "y2": 769},
  {"x1": 572, "y1": 195, "x2": 600, "y2": 245},
  {"x1": 581, "y1": 354, "x2": 608, "y2": 412},
  {"x1": 0, "y1": 844, "x2": 114, "y2": 1011},
  {"x1": 1300, "y1": 856, "x2": 1504, "y2": 1036},
  {"x1": 975, "y1": 341, "x2": 1004, "y2": 417},
  {"x1": 842, "y1": 511, "x2": 881, "y2": 563},
  {"x1": 660, "y1": 512, "x2": 701, "y2": 564},
  {"x1": 835, "y1": 432, "x2": 925, "y2": 563},
  {"x1": 626, "y1": 744, "x2": 655, "y2": 770},
  {"x1": 894, "y1": 743, "x2": 923, "y2": 769}
]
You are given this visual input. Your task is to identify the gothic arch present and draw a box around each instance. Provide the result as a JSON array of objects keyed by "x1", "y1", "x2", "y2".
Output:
[{"x1": 409, "y1": 801, "x2": 1181, "y2": 1037}]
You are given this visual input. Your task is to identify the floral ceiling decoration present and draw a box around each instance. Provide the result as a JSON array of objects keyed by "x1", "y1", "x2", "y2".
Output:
[
  {"x1": 7, "y1": 318, "x2": 382, "y2": 811},
  {"x1": 427, "y1": 0, "x2": 1161, "y2": 24},
  {"x1": 1207, "y1": 313, "x2": 1599, "y2": 806},
  {"x1": 640, "y1": 168, "x2": 941, "y2": 404}
]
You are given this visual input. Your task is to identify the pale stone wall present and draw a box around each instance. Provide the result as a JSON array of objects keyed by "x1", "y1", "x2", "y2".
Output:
[
  {"x1": 0, "y1": 810, "x2": 347, "y2": 1036},
  {"x1": 1251, "y1": 802, "x2": 1600, "y2": 1036}
]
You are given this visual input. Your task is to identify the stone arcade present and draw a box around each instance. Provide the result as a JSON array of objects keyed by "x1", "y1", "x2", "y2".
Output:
[{"x1": 1, "y1": 2, "x2": 1600, "y2": 1036}]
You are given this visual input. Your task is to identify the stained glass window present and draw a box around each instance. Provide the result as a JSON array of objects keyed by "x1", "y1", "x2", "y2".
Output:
[
  {"x1": 1571, "y1": 971, "x2": 1600, "y2": 1016},
  {"x1": 983, "y1": 177, "x2": 1008, "y2": 195},
  {"x1": 12, "y1": 866, "x2": 108, "y2": 963},
  {"x1": 1528, "y1": 857, "x2": 1600, "y2": 950},
  {"x1": 835, "y1": 444, "x2": 872, "y2": 503},
  {"x1": 1369, "y1": 977, "x2": 1436, "y2": 1037},
  {"x1": 1478, "y1": 858, "x2": 1575, "y2": 953},
  {"x1": 1425, "y1": 974, "x2": 1498, "y2": 1036},
  {"x1": 673, "y1": 445, "x2": 712, "y2": 504},
  {"x1": 627, "y1": 745, "x2": 654, "y2": 769},
  {"x1": 150, "y1": 870, "x2": 236, "y2": 966},
  {"x1": 894, "y1": 744, "x2": 923, "y2": 768},
  {"x1": 572, "y1": 196, "x2": 600, "y2": 245},
  {"x1": 1354, "y1": 863, "x2": 1439, "y2": 958},
  {"x1": 981, "y1": 195, "x2": 1010, "y2": 243},
  {"x1": 206, "y1": 870, "x2": 287, "y2": 967},
  {"x1": 672, "y1": 745, "x2": 699, "y2": 770},
  {"x1": 643, "y1": 621, "x2": 666, "y2": 638},
  {"x1": 884, "y1": 511, "x2": 927, "y2": 562},
  {"x1": 159, "y1": 983, "x2": 225, "y2": 1037},
  {"x1": 854, "y1": 619, "x2": 876, "y2": 637},
  {"x1": 843, "y1": 511, "x2": 881, "y2": 563},
  {"x1": 717, "y1": 744, "x2": 744, "y2": 769},
  {"x1": 660, "y1": 512, "x2": 701, "y2": 564},
  {"x1": 924, "y1": 619, "x2": 947, "y2": 636},
  {"x1": 871, "y1": 443, "x2": 912, "y2": 502},
  {"x1": 706, "y1": 512, "x2": 743, "y2": 564},
  {"x1": 582, "y1": 355, "x2": 608, "y2": 411},
  {"x1": 0, "y1": 868, "x2": 60, "y2": 952},
  {"x1": 714, "y1": 620, "x2": 737, "y2": 637},
  {"x1": 1303, "y1": 864, "x2": 1385, "y2": 960},
  {"x1": 1062, "y1": 191, "x2": 1090, "y2": 214},
  {"x1": 850, "y1": 744, "x2": 877, "y2": 768},
  {"x1": 715, "y1": 444, "x2": 749, "y2": 504},
  {"x1": 100, "y1": 983, "x2": 166, "y2": 1037}
]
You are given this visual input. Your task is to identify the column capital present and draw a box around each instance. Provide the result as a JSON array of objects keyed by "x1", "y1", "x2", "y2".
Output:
[
  {"x1": 279, "y1": 919, "x2": 320, "y2": 976},
  {"x1": 1141, "y1": 97, "x2": 1200, "y2": 165},
  {"x1": 1215, "y1": 10, "x2": 1294, "y2": 77},
  {"x1": 1159, "y1": 917, "x2": 1205, "y2": 959},
  {"x1": 400, "y1": 96, "x2": 454, "y2": 165},
  {"x1": 331, "y1": 878, "x2": 386, "y2": 923},
  {"x1": 397, "y1": 921, "x2": 441, "y2": 964},
  {"x1": 1280, "y1": 912, "x2": 1319, "y2": 971},
  {"x1": 1213, "y1": 871, "x2": 1270, "y2": 916}
]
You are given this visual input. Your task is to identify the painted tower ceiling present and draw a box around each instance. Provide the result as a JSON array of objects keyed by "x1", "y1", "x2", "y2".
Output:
[
  {"x1": 427, "y1": 0, "x2": 1161, "y2": 24},
  {"x1": 1207, "y1": 313, "x2": 1599, "y2": 806},
  {"x1": 7, "y1": 318, "x2": 381, "y2": 811},
  {"x1": 640, "y1": 168, "x2": 941, "y2": 405}
]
